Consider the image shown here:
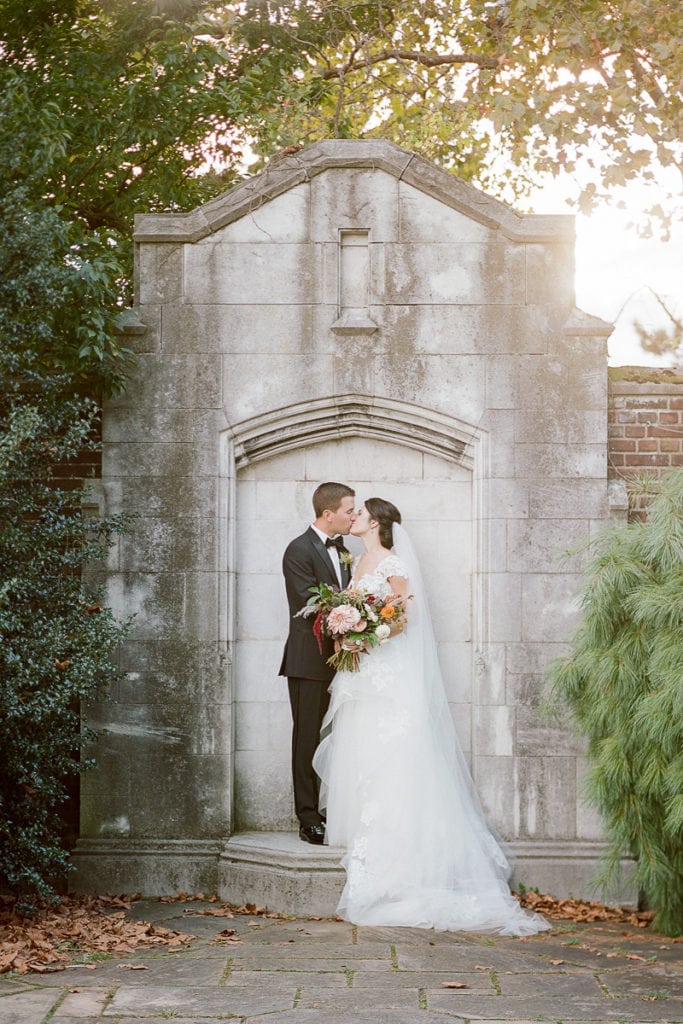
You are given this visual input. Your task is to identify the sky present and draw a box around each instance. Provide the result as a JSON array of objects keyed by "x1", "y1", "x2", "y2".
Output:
[{"x1": 527, "y1": 175, "x2": 682, "y2": 367}]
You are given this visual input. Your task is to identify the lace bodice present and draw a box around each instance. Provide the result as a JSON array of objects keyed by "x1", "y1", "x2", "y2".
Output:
[{"x1": 352, "y1": 554, "x2": 408, "y2": 600}]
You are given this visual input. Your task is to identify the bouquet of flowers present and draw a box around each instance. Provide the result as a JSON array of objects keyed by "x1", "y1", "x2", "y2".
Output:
[{"x1": 297, "y1": 582, "x2": 409, "y2": 672}]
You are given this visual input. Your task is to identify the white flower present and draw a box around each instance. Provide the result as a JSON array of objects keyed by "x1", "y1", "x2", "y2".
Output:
[
  {"x1": 375, "y1": 623, "x2": 391, "y2": 643},
  {"x1": 363, "y1": 603, "x2": 378, "y2": 622}
]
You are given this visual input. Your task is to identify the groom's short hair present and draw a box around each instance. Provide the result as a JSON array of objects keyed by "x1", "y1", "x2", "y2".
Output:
[{"x1": 313, "y1": 482, "x2": 355, "y2": 517}]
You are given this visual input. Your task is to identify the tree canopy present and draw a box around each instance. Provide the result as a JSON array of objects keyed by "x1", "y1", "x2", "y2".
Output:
[
  {"x1": 1, "y1": 0, "x2": 680, "y2": 380},
  {"x1": 224, "y1": 0, "x2": 682, "y2": 229}
]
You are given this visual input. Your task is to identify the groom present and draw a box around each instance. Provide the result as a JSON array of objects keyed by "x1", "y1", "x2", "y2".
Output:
[{"x1": 280, "y1": 482, "x2": 355, "y2": 844}]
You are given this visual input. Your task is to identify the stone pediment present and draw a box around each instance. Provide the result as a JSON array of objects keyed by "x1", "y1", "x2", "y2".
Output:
[{"x1": 134, "y1": 139, "x2": 573, "y2": 245}]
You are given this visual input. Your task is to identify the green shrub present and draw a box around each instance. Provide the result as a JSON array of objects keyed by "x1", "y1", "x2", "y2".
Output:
[
  {"x1": 0, "y1": 373, "x2": 132, "y2": 902},
  {"x1": 549, "y1": 470, "x2": 683, "y2": 936}
]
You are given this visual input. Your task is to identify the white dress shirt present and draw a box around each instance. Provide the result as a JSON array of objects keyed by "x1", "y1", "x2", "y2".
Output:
[{"x1": 311, "y1": 523, "x2": 342, "y2": 586}]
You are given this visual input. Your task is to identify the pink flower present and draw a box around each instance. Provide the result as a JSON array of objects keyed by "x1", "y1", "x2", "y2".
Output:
[{"x1": 327, "y1": 605, "x2": 363, "y2": 635}]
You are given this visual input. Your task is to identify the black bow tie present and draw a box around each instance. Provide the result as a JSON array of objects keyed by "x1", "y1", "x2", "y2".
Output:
[{"x1": 325, "y1": 536, "x2": 346, "y2": 551}]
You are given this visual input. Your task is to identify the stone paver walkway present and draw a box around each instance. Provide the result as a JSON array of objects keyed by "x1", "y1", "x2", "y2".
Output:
[{"x1": 0, "y1": 899, "x2": 681, "y2": 1023}]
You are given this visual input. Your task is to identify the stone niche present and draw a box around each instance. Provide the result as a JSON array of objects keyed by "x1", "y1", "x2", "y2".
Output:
[{"x1": 72, "y1": 139, "x2": 628, "y2": 911}]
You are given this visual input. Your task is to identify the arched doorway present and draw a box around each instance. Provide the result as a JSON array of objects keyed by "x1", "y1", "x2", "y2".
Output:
[{"x1": 228, "y1": 396, "x2": 482, "y2": 832}]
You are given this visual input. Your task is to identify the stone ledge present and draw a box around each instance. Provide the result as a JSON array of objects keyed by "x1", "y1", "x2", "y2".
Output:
[
  {"x1": 134, "y1": 140, "x2": 574, "y2": 245},
  {"x1": 70, "y1": 838, "x2": 222, "y2": 896},
  {"x1": 69, "y1": 834, "x2": 637, "y2": 915}
]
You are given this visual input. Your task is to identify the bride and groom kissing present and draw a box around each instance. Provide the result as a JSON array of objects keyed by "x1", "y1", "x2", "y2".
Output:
[{"x1": 280, "y1": 481, "x2": 548, "y2": 934}]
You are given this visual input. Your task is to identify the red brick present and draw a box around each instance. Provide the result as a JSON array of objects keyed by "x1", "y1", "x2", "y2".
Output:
[
  {"x1": 625, "y1": 453, "x2": 670, "y2": 467},
  {"x1": 610, "y1": 439, "x2": 636, "y2": 452},
  {"x1": 637, "y1": 439, "x2": 658, "y2": 452},
  {"x1": 647, "y1": 426, "x2": 679, "y2": 438},
  {"x1": 659, "y1": 438, "x2": 683, "y2": 452},
  {"x1": 608, "y1": 453, "x2": 625, "y2": 467},
  {"x1": 616, "y1": 410, "x2": 637, "y2": 424},
  {"x1": 658, "y1": 411, "x2": 680, "y2": 424},
  {"x1": 624, "y1": 426, "x2": 646, "y2": 438},
  {"x1": 671, "y1": 453, "x2": 683, "y2": 466},
  {"x1": 669, "y1": 398, "x2": 683, "y2": 410}
]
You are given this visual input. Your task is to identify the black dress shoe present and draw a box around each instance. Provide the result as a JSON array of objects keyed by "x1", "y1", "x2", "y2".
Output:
[{"x1": 299, "y1": 823, "x2": 325, "y2": 845}]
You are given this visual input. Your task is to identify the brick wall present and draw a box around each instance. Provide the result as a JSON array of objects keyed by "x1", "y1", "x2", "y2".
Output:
[{"x1": 608, "y1": 366, "x2": 683, "y2": 517}]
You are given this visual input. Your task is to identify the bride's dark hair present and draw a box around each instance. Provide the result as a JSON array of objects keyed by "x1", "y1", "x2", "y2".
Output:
[{"x1": 365, "y1": 497, "x2": 401, "y2": 549}]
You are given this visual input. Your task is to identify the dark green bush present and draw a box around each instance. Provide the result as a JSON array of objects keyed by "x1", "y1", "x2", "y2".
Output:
[
  {"x1": 550, "y1": 470, "x2": 683, "y2": 936},
  {"x1": 0, "y1": 375, "x2": 131, "y2": 901}
]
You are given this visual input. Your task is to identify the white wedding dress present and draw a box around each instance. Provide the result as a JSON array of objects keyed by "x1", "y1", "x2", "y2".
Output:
[{"x1": 313, "y1": 529, "x2": 548, "y2": 936}]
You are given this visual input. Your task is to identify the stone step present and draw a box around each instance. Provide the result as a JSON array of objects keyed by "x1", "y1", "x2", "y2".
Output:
[{"x1": 219, "y1": 831, "x2": 345, "y2": 918}]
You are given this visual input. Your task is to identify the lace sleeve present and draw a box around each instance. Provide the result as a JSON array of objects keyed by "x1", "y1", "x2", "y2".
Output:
[{"x1": 382, "y1": 554, "x2": 409, "y2": 580}]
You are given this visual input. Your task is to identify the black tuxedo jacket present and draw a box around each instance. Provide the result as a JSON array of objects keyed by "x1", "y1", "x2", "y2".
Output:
[{"x1": 279, "y1": 527, "x2": 351, "y2": 682}]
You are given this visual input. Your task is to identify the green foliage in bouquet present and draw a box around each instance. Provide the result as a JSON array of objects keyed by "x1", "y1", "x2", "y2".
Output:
[
  {"x1": 299, "y1": 581, "x2": 407, "y2": 672},
  {"x1": 549, "y1": 471, "x2": 683, "y2": 936}
]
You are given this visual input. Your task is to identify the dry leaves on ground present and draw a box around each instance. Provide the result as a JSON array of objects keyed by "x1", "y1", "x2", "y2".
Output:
[
  {"x1": 516, "y1": 889, "x2": 655, "y2": 928},
  {"x1": 161, "y1": 892, "x2": 286, "y2": 919},
  {"x1": 0, "y1": 894, "x2": 193, "y2": 976}
]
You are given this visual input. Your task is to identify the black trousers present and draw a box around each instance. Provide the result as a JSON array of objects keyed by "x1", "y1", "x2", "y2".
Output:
[{"x1": 287, "y1": 677, "x2": 331, "y2": 827}]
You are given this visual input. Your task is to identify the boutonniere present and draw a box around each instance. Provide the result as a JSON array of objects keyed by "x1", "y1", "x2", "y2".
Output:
[{"x1": 340, "y1": 550, "x2": 354, "y2": 569}]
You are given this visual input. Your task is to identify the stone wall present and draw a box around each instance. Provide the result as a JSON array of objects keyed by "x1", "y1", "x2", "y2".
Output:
[{"x1": 72, "y1": 140, "x2": 626, "y2": 905}]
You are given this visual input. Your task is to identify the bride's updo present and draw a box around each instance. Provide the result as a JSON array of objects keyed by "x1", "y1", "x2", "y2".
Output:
[{"x1": 365, "y1": 497, "x2": 401, "y2": 549}]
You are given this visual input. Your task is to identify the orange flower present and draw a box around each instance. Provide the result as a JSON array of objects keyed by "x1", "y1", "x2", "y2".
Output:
[{"x1": 379, "y1": 604, "x2": 396, "y2": 620}]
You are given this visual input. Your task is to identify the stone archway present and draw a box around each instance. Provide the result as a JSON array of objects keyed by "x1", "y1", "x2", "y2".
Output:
[{"x1": 226, "y1": 396, "x2": 485, "y2": 833}]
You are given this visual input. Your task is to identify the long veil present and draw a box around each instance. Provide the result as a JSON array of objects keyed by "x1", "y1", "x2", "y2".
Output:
[
  {"x1": 392, "y1": 523, "x2": 511, "y2": 879},
  {"x1": 316, "y1": 522, "x2": 548, "y2": 934}
]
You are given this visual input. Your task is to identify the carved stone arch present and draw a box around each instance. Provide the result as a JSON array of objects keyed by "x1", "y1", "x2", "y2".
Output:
[{"x1": 229, "y1": 394, "x2": 481, "y2": 471}]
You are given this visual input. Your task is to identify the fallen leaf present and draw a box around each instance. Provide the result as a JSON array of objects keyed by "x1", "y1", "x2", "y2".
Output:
[
  {"x1": 441, "y1": 981, "x2": 468, "y2": 989},
  {"x1": 626, "y1": 953, "x2": 647, "y2": 962},
  {"x1": 183, "y1": 907, "x2": 234, "y2": 918},
  {"x1": 0, "y1": 894, "x2": 193, "y2": 975},
  {"x1": 514, "y1": 890, "x2": 653, "y2": 927},
  {"x1": 474, "y1": 965, "x2": 493, "y2": 970},
  {"x1": 549, "y1": 959, "x2": 565, "y2": 965}
]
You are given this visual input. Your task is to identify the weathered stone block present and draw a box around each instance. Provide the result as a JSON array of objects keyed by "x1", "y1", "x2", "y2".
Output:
[
  {"x1": 223, "y1": 353, "x2": 335, "y2": 422},
  {"x1": 103, "y1": 440, "x2": 195, "y2": 479},
  {"x1": 138, "y1": 243, "x2": 183, "y2": 304},
  {"x1": 487, "y1": 573, "x2": 522, "y2": 642},
  {"x1": 507, "y1": 518, "x2": 589, "y2": 573},
  {"x1": 384, "y1": 242, "x2": 526, "y2": 305},
  {"x1": 525, "y1": 242, "x2": 575, "y2": 305},
  {"x1": 333, "y1": 352, "x2": 486, "y2": 425},
  {"x1": 516, "y1": 705, "x2": 585, "y2": 756},
  {"x1": 472, "y1": 755, "x2": 517, "y2": 835},
  {"x1": 473, "y1": 643, "x2": 506, "y2": 705},
  {"x1": 529, "y1": 478, "x2": 609, "y2": 519},
  {"x1": 515, "y1": 442, "x2": 606, "y2": 480},
  {"x1": 517, "y1": 756, "x2": 576, "y2": 839},
  {"x1": 235, "y1": 640, "x2": 288, "y2": 702},
  {"x1": 216, "y1": 183, "x2": 310, "y2": 242},
  {"x1": 481, "y1": 478, "x2": 529, "y2": 519},
  {"x1": 521, "y1": 573, "x2": 582, "y2": 642},
  {"x1": 473, "y1": 704, "x2": 515, "y2": 756},
  {"x1": 310, "y1": 168, "x2": 399, "y2": 242},
  {"x1": 398, "y1": 182, "x2": 493, "y2": 244},
  {"x1": 185, "y1": 241, "x2": 321, "y2": 305},
  {"x1": 235, "y1": 748, "x2": 294, "y2": 830}
]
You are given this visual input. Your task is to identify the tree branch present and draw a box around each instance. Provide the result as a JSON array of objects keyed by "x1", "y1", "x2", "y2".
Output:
[{"x1": 321, "y1": 48, "x2": 499, "y2": 79}]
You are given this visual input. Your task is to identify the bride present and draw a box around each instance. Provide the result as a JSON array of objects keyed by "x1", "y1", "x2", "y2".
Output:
[{"x1": 312, "y1": 497, "x2": 548, "y2": 935}]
